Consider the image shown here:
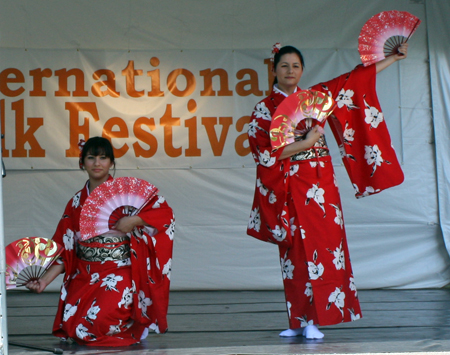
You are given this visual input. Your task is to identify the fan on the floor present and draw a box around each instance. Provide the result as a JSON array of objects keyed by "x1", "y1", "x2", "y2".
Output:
[
  {"x1": 5, "y1": 237, "x2": 63, "y2": 289},
  {"x1": 358, "y1": 10, "x2": 421, "y2": 66},
  {"x1": 270, "y1": 89, "x2": 336, "y2": 149},
  {"x1": 80, "y1": 177, "x2": 159, "y2": 241}
]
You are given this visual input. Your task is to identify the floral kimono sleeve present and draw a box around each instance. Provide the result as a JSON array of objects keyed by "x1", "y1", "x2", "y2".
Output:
[
  {"x1": 247, "y1": 98, "x2": 292, "y2": 246},
  {"x1": 311, "y1": 64, "x2": 404, "y2": 198},
  {"x1": 128, "y1": 194, "x2": 175, "y2": 333},
  {"x1": 52, "y1": 190, "x2": 84, "y2": 276}
]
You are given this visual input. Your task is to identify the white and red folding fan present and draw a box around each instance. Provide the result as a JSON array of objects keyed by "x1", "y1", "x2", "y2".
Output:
[
  {"x1": 270, "y1": 89, "x2": 336, "y2": 149},
  {"x1": 5, "y1": 237, "x2": 63, "y2": 289},
  {"x1": 80, "y1": 177, "x2": 158, "y2": 241},
  {"x1": 358, "y1": 10, "x2": 421, "y2": 66}
]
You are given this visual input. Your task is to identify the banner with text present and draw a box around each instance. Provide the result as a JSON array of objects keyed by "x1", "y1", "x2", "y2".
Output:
[{"x1": 0, "y1": 49, "x2": 276, "y2": 170}]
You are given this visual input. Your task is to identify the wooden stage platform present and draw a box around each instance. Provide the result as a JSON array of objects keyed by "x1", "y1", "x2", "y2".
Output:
[{"x1": 5, "y1": 289, "x2": 450, "y2": 354}]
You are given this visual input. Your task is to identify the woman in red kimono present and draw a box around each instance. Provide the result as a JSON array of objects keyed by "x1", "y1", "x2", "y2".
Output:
[
  {"x1": 247, "y1": 44, "x2": 408, "y2": 339},
  {"x1": 27, "y1": 136, "x2": 174, "y2": 346}
]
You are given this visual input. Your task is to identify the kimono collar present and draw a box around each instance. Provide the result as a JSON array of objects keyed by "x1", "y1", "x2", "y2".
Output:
[
  {"x1": 85, "y1": 175, "x2": 114, "y2": 196},
  {"x1": 273, "y1": 84, "x2": 299, "y2": 97}
]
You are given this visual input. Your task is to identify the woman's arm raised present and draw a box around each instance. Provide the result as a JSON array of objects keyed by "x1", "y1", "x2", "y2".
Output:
[{"x1": 375, "y1": 43, "x2": 408, "y2": 74}]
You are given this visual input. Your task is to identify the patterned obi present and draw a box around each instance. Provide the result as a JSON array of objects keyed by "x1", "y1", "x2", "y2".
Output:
[
  {"x1": 77, "y1": 235, "x2": 131, "y2": 262},
  {"x1": 291, "y1": 136, "x2": 330, "y2": 162}
]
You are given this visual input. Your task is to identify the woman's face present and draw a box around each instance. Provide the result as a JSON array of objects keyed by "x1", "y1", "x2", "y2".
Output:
[
  {"x1": 82, "y1": 153, "x2": 113, "y2": 181},
  {"x1": 273, "y1": 53, "x2": 303, "y2": 92}
]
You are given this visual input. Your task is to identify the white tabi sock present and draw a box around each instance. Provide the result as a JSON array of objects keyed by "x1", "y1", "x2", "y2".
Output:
[
  {"x1": 140, "y1": 327, "x2": 149, "y2": 340},
  {"x1": 302, "y1": 324, "x2": 324, "y2": 339},
  {"x1": 279, "y1": 328, "x2": 303, "y2": 337}
]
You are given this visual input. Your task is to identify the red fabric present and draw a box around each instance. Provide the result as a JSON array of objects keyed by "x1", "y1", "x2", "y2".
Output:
[
  {"x1": 51, "y1": 176, "x2": 174, "y2": 346},
  {"x1": 280, "y1": 156, "x2": 361, "y2": 327},
  {"x1": 247, "y1": 64, "x2": 403, "y2": 328},
  {"x1": 246, "y1": 90, "x2": 292, "y2": 246},
  {"x1": 312, "y1": 64, "x2": 404, "y2": 197}
]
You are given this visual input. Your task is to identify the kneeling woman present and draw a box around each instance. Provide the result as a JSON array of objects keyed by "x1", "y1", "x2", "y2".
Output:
[{"x1": 27, "y1": 137, "x2": 175, "y2": 346}]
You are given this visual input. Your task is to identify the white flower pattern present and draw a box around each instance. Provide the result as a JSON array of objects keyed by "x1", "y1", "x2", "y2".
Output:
[
  {"x1": 152, "y1": 195, "x2": 166, "y2": 209},
  {"x1": 138, "y1": 290, "x2": 152, "y2": 318},
  {"x1": 289, "y1": 217, "x2": 297, "y2": 237},
  {"x1": 101, "y1": 274, "x2": 123, "y2": 292},
  {"x1": 336, "y1": 89, "x2": 358, "y2": 110},
  {"x1": 163, "y1": 258, "x2": 172, "y2": 280},
  {"x1": 268, "y1": 191, "x2": 277, "y2": 204},
  {"x1": 281, "y1": 252, "x2": 294, "y2": 280},
  {"x1": 90, "y1": 273, "x2": 100, "y2": 285},
  {"x1": 308, "y1": 251, "x2": 324, "y2": 280},
  {"x1": 258, "y1": 149, "x2": 276, "y2": 167},
  {"x1": 331, "y1": 204, "x2": 344, "y2": 229},
  {"x1": 248, "y1": 120, "x2": 259, "y2": 138},
  {"x1": 327, "y1": 287, "x2": 345, "y2": 317},
  {"x1": 63, "y1": 300, "x2": 80, "y2": 322},
  {"x1": 271, "y1": 225, "x2": 287, "y2": 242},
  {"x1": 350, "y1": 277, "x2": 358, "y2": 297},
  {"x1": 349, "y1": 308, "x2": 361, "y2": 321},
  {"x1": 84, "y1": 299, "x2": 100, "y2": 325},
  {"x1": 308, "y1": 262, "x2": 324, "y2": 280},
  {"x1": 63, "y1": 229, "x2": 74, "y2": 251},
  {"x1": 365, "y1": 144, "x2": 390, "y2": 177},
  {"x1": 256, "y1": 178, "x2": 269, "y2": 196},
  {"x1": 306, "y1": 183, "x2": 326, "y2": 216},
  {"x1": 290, "y1": 164, "x2": 299, "y2": 176},
  {"x1": 248, "y1": 207, "x2": 261, "y2": 232},
  {"x1": 106, "y1": 320, "x2": 123, "y2": 336},
  {"x1": 296, "y1": 315, "x2": 314, "y2": 327},
  {"x1": 287, "y1": 301, "x2": 292, "y2": 319},
  {"x1": 164, "y1": 219, "x2": 175, "y2": 240},
  {"x1": 253, "y1": 102, "x2": 271, "y2": 120},
  {"x1": 115, "y1": 258, "x2": 132, "y2": 267},
  {"x1": 364, "y1": 98, "x2": 384, "y2": 129},
  {"x1": 300, "y1": 226, "x2": 306, "y2": 239},
  {"x1": 118, "y1": 287, "x2": 134, "y2": 309},
  {"x1": 76, "y1": 323, "x2": 96, "y2": 341},
  {"x1": 343, "y1": 121, "x2": 355, "y2": 145},
  {"x1": 72, "y1": 192, "x2": 81, "y2": 208},
  {"x1": 328, "y1": 241, "x2": 345, "y2": 271},
  {"x1": 304, "y1": 282, "x2": 313, "y2": 304},
  {"x1": 310, "y1": 161, "x2": 325, "y2": 168}
]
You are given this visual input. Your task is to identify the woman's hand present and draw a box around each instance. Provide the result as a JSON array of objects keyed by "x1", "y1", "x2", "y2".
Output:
[
  {"x1": 114, "y1": 216, "x2": 145, "y2": 234},
  {"x1": 25, "y1": 263, "x2": 65, "y2": 293},
  {"x1": 395, "y1": 43, "x2": 408, "y2": 59},
  {"x1": 26, "y1": 279, "x2": 48, "y2": 294},
  {"x1": 376, "y1": 43, "x2": 408, "y2": 73},
  {"x1": 278, "y1": 126, "x2": 323, "y2": 160},
  {"x1": 304, "y1": 126, "x2": 323, "y2": 146}
]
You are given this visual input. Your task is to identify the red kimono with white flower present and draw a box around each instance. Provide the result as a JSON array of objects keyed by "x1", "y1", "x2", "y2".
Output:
[
  {"x1": 52, "y1": 176, "x2": 174, "y2": 346},
  {"x1": 247, "y1": 64, "x2": 403, "y2": 328}
]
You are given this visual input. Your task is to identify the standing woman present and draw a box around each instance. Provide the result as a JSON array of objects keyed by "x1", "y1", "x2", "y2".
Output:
[
  {"x1": 27, "y1": 136, "x2": 175, "y2": 346},
  {"x1": 247, "y1": 44, "x2": 407, "y2": 339}
]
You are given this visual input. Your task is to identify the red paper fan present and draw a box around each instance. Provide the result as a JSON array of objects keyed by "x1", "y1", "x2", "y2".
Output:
[
  {"x1": 5, "y1": 237, "x2": 63, "y2": 289},
  {"x1": 270, "y1": 90, "x2": 336, "y2": 149},
  {"x1": 80, "y1": 177, "x2": 158, "y2": 241},
  {"x1": 358, "y1": 10, "x2": 421, "y2": 66}
]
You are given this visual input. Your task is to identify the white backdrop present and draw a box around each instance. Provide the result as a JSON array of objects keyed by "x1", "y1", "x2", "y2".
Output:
[{"x1": 1, "y1": 0, "x2": 449, "y2": 291}]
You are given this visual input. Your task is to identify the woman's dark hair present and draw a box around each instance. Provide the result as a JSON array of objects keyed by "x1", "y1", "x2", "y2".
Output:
[
  {"x1": 273, "y1": 45, "x2": 305, "y2": 85},
  {"x1": 79, "y1": 136, "x2": 115, "y2": 171}
]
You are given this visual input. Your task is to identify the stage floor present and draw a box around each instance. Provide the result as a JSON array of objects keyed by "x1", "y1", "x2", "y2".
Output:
[{"x1": 5, "y1": 289, "x2": 450, "y2": 354}]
